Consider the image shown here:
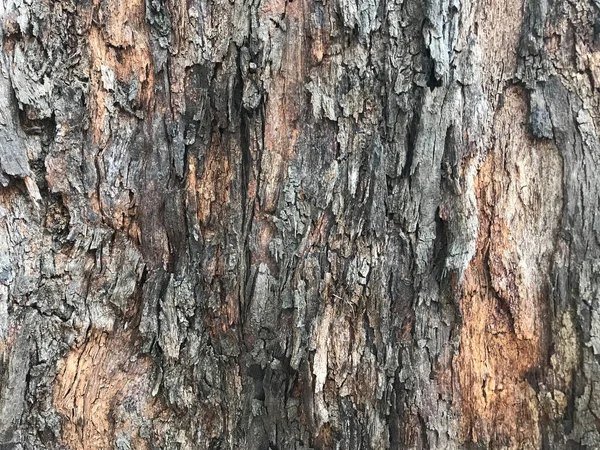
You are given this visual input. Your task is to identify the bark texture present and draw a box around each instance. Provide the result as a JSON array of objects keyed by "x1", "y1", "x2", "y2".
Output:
[{"x1": 0, "y1": 0, "x2": 598, "y2": 448}]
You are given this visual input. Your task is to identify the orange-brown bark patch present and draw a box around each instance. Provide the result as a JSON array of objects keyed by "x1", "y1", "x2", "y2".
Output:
[
  {"x1": 187, "y1": 134, "x2": 234, "y2": 233},
  {"x1": 456, "y1": 87, "x2": 562, "y2": 448},
  {"x1": 54, "y1": 328, "x2": 156, "y2": 450},
  {"x1": 88, "y1": 0, "x2": 154, "y2": 144},
  {"x1": 258, "y1": 0, "x2": 306, "y2": 213}
]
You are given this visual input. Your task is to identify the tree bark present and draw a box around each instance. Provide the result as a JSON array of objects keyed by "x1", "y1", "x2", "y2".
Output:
[{"x1": 0, "y1": 0, "x2": 598, "y2": 448}]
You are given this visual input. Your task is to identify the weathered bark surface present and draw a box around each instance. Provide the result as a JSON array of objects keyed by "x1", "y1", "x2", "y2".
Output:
[{"x1": 0, "y1": 0, "x2": 599, "y2": 448}]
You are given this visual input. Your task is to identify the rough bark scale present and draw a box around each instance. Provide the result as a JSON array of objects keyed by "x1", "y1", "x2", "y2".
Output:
[{"x1": 0, "y1": 0, "x2": 598, "y2": 448}]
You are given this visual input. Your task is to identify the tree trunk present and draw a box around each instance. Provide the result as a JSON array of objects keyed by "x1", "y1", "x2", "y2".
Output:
[{"x1": 0, "y1": 0, "x2": 598, "y2": 448}]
